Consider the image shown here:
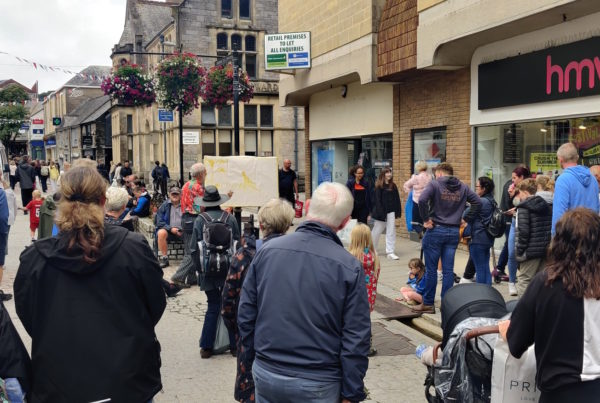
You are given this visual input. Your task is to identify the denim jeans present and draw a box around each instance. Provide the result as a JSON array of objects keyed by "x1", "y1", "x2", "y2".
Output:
[
  {"x1": 469, "y1": 243, "x2": 492, "y2": 285},
  {"x1": 496, "y1": 224, "x2": 511, "y2": 271},
  {"x1": 422, "y1": 225, "x2": 460, "y2": 306},
  {"x1": 5, "y1": 378, "x2": 25, "y2": 403},
  {"x1": 507, "y1": 219, "x2": 517, "y2": 283},
  {"x1": 199, "y1": 288, "x2": 235, "y2": 350},
  {"x1": 253, "y1": 360, "x2": 341, "y2": 403}
]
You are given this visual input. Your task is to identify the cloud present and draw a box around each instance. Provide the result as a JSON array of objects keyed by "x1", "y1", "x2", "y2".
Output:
[{"x1": 0, "y1": 0, "x2": 126, "y2": 92}]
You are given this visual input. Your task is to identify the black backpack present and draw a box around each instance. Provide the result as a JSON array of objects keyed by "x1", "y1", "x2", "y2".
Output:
[
  {"x1": 485, "y1": 200, "x2": 505, "y2": 238},
  {"x1": 198, "y1": 212, "x2": 236, "y2": 278}
]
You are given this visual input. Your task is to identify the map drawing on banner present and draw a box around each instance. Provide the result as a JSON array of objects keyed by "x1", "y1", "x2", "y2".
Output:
[{"x1": 204, "y1": 156, "x2": 278, "y2": 207}]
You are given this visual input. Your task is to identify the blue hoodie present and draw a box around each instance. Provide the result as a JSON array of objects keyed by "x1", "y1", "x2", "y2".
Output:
[{"x1": 552, "y1": 165, "x2": 599, "y2": 235}]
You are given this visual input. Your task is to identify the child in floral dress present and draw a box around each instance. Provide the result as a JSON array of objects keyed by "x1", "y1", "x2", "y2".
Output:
[{"x1": 349, "y1": 223, "x2": 380, "y2": 355}]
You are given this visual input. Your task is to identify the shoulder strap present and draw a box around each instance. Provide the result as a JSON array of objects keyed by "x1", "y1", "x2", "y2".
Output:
[
  {"x1": 200, "y1": 212, "x2": 214, "y2": 223},
  {"x1": 217, "y1": 211, "x2": 229, "y2": 224}
]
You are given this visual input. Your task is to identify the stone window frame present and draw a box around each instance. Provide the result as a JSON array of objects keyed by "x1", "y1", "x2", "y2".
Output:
[{"x1": 221, "y1": 0, "x2": 232, "y2": 19}]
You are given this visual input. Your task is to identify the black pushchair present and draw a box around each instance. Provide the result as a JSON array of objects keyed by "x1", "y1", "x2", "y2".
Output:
[{"x1": 424, "y1": 283, "x2": 508, "y2": 403}]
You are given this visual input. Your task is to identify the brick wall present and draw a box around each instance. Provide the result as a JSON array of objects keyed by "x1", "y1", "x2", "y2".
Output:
[
  {"x1": 394, "y1": 68, "x2": 471, "y2": 235},
  {"x1": 377, "y1": 0, "x2": 418, "y2": 78}
]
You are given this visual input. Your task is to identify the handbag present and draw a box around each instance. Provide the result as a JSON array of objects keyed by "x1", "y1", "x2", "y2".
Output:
[
  {"x1": 491, "y1": 336, "x2": 540, "y2": 403},
  {"x1": 213, "y1": 314, "x2": 230, "y2": 355}
]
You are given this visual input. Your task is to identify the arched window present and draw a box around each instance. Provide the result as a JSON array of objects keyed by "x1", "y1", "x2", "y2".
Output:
[
  {"x1": 231, "y1": 34, "x2": 242, "y2": 51},
  {"x1": 217, "y1": 33, "x2": 228, "y2": 50}
]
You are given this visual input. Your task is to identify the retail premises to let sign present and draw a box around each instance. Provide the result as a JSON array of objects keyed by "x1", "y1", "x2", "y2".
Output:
[{"x1": 265, "y1": 32, "x2": 311, "y2": 70}]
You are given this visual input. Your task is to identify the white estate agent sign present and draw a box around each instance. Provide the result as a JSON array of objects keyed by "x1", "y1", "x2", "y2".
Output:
[
  {"x1": 265, "y1": 32, "x2": 311, "y2": 70},
  {"x1": 182, "y1": 131, "x2": 200, "y2": 145}
]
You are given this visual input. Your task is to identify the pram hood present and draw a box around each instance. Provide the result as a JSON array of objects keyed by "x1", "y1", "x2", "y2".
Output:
[{"x1": 441, "y1": 284, "x2": 507, "y2": 348}]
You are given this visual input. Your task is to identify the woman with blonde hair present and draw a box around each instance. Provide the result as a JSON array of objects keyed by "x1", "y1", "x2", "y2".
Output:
[
  {"x1": 14, "y1": 166, "x2": 166, "y2": 402},
  {"x1": 349, "y1": 223, "x2": 380, "y2": 356},
  {"x1": 403, "y1": 160, "x2": 432, "y2": 230}
]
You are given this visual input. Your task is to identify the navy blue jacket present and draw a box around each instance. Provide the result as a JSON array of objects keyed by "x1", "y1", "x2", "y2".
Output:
[
  {"x1": 238, "y1": 221, "x2": 371, "y2": 402},
  {"x1": 464, "y1": 192, "x2": 495, "y2": 247},
  {"x1": 155, "y1": 200, "x2": 178, "y2": 232}
]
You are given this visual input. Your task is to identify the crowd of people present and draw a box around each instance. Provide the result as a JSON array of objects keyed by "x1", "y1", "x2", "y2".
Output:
[{"x1": 1, "y1": 143, "x2": 600, "y2": 401}]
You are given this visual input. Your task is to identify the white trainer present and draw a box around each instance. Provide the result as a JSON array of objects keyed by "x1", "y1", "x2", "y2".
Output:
[
  {"x1": 437, "y1": 271, "x2": 443, "y2": 282},
  {"x1": 508, "y1": 282, "x2": 518, "y2": 296},
  {"x1": 387, "y1": 253, "x2": 399, "y2": 260},
  {"x1": 459, "y1": 277, "x2": 473, "y2": 284}
]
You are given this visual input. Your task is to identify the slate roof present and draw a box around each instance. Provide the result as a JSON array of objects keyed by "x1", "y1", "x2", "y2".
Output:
[
  {"x1": 118, "y1": 0, "x2": 174, "y2": 48},
  {"x1": 63, "y1": 66, "x2": 112, "y2": 87},
  {"x1": 62, "y1": 95, "x2": 111, "y2": 128}
]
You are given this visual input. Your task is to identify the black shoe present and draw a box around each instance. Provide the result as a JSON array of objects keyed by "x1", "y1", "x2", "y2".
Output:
[
  {"x1": 0, "y1": 290, "x2": 12, "y2": 302},
  {"x1": 165, "y1": 283, "x2": 182, "y2": 298},
  {"x1": 230, "y1": 348, "x2": 237, "y2": 357},
  {"x1": 172, "y1": 280, "x2": 191, "y2": 289},
  {"x1": 159, "y1": 255, "x2": 169, "y2": 269},
  {"x1": 200, "y1": 348, "x2": 213, "y2": 359}
]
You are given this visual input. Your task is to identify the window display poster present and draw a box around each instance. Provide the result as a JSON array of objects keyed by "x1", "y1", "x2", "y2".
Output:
[
  {"x1": 529, "y1": 153, "x2": 560, "y2": 174},
  {"x1": 503, "y1": 128, "x2": 524, "y2": 163},
  {"x1": 317, "y1": 149, "x2": 334, "y2": 185}
]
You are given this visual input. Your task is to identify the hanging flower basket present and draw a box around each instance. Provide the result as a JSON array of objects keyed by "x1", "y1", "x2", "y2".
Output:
[
  {"x1": 201, "y1": 64, "x2": 254, "y2": 110},
  {"x1": 155, "y1": 53, "x2": 206, "y2": 116},
  {"x1": 101, "y1": 64, "x2": 155, "y2": 106}
]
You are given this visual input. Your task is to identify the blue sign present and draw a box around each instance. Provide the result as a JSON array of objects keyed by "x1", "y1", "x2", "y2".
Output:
[
  {"x1": 158, "y1": 109, "x2": 174, "y2": 122},
  {"x1": 46, "y1": 138, "x2": 56, "y2": 146},
  {"x1": 317, "y1": 149, "x2": 334, "y2": 185},
  {"x1": 33, "y1": 128, "x2": 44, "y2": 134},
  {"x1": 20, "y1": 123, "x2": 30, "y2": 130},
  {"x1": 288, "y1": 52, "x2": 309, "y2": 67}
]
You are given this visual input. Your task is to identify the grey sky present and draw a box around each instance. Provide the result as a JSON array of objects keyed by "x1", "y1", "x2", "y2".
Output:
[{"x1": 0, "y1": 0, "x2": 127, "y2": 93}]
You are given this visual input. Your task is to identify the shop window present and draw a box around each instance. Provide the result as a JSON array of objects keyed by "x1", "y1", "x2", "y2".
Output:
[
  {"x1": 218, "y1": 105, "x2": 232, "y2": 127},
  {"x1": 240, "y1": 0, "x2": 251, "y2": 19},
  {"x1": 202, "y1": 131, "x2": 216, "y2": 157},
  {"x1": 260, "y1": 105, "x2": 273, "y2": 127},
  {"x1": 259, "y1": 130, "x2": 273, "y2": 156},
  {"x1": 244, "y1": 130, "x2": 257, "y2": 155},
  {"x1": 412, "y1": 127, "x2": 447, "y2": 174},
  {"x1": 221, "y1": 0, "x2": 232, "y2": 18},
  {"x1": 244, "y1": 105, "x2": 257, "y2": 127},
  {"x1": 218, "y1": 130, "x2": 232, "y2": 156},
  {"x1": 311, "y1": 139, "x2": 360, "y2": 192},
  {"x1": 360, "y1": 135, "x2": 393, "y2": 186}
]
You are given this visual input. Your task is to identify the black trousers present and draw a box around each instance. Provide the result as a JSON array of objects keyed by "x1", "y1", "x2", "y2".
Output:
[
  {"x1": 21, "y1": 188, "x2": 33, "y2": 209},
  {"x1": 540, "y1": 379, "x2": 600, "y2": 403}
]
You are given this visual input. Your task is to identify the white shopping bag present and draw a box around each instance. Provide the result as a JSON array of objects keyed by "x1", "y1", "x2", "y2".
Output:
[
  {"x1": 336, "y1": 219, "x2": 357, "y2": 246},
  {"x1": 491, "y1": 336, "x2": 540, "y2": 403}
]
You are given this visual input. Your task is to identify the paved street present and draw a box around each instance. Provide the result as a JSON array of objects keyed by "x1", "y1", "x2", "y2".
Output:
[{"x1": 1, "y1": 191, "x2": 442, "y2": 403}]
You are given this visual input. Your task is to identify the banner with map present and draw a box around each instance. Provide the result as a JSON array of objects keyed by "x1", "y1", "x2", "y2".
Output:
[{"x1": 204, "y1": 156, "x2": 278, "y2": 207}]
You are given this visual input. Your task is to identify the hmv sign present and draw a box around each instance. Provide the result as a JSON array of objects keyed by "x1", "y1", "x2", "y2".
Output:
[{"x1": 478, "y1": 36, "x2": 600, "y2": 109}]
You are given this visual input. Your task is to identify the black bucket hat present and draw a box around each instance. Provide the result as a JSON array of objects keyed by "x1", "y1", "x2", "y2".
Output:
[{"x1": 194, "y1": 185, "x2": 229, "y2": 207}]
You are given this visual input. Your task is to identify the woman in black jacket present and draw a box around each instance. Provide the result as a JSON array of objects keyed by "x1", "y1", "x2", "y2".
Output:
[
  {"x1": 370, "y1": 168, "x2": 401, "y2": 259},
  {"x1": 14, "y1": 166, "x2": 166, "y2": 403},
  {"x1": 500, "y1": 208, "x2": 600, "y2": 402},
  {"x1": 514, "y1": 178, "x2": 552, "y2": 296},
  {"x1": 346, "y1": 165, "x2": 373, "y2": 224}
]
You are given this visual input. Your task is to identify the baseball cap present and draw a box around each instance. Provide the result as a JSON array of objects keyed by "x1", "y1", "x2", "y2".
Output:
[{"x1": 169, "y1": 186, "x2": 181, "y2": 194}]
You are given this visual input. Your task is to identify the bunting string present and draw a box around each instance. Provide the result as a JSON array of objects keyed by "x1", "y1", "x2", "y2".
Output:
[{"x1": 0, "y1": 50, "x2": 108, "y2": 82}]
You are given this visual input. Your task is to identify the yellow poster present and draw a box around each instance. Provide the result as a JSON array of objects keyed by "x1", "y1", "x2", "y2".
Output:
[
  {"x1": 530, "y1": 153, "x2": 560, "y2": 174},
  {"x1": 204, "y1": 156, "x2": 278, "y2": 207}
]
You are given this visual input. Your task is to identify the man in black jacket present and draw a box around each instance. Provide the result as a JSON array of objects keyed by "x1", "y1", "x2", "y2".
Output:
[
  {"x1": 15, "y1": 155, "x2": 35, "y2": 213},
  {"x1": 238, "y1": 182, "x2": 370, "y2": 403},
  {"x1": 120, "y1": 160, "x2": 132, "y2": 178}
]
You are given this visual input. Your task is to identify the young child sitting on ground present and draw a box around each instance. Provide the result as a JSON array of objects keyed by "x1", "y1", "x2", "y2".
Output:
[
  {"x1": 397, "y1": 258, "x2": 425, "y2": 305},
  {"x1": 22, "y1": 190, "x2": 44, "y2": 242}
]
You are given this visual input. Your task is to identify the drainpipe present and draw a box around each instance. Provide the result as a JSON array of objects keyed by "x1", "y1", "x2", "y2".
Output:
[{"x1": 294, "y1": 107, "x2": 298, "y2": 171}]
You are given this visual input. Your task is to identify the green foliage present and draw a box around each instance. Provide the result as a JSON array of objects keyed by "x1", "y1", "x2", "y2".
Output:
[
  {"x1": 0, "y1": 85, "x2": 29, "y2": 142},
  {"x1": 155, "y1": 53, "x2": 205, "y2": 116},
  {"x1": 0, "y1": 84, "x2": 29, "y2": 103}
]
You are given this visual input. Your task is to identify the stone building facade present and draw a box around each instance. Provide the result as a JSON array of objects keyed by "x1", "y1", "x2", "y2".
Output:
[{"x1": 110, "y1": 0, "x2": 305, "y2": 184}]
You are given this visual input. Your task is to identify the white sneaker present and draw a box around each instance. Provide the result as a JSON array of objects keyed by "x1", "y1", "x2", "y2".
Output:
[
  {"x1": 459, "y1": 277, "x2": 473, "y2": 284},
  {"x1": 437, "y1": 271, "x2": 443, "y2": 282},
  {"x1": 387, "y1": 253, "x2": 399, "y2": 260},
  {"x1": 508, "y1": 282, "x2": 517, "y2": 296}
]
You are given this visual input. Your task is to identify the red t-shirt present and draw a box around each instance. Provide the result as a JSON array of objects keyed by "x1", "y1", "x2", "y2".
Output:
[{"x1": 25, "y1": 199, "x2": 44, "y2": 225}]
